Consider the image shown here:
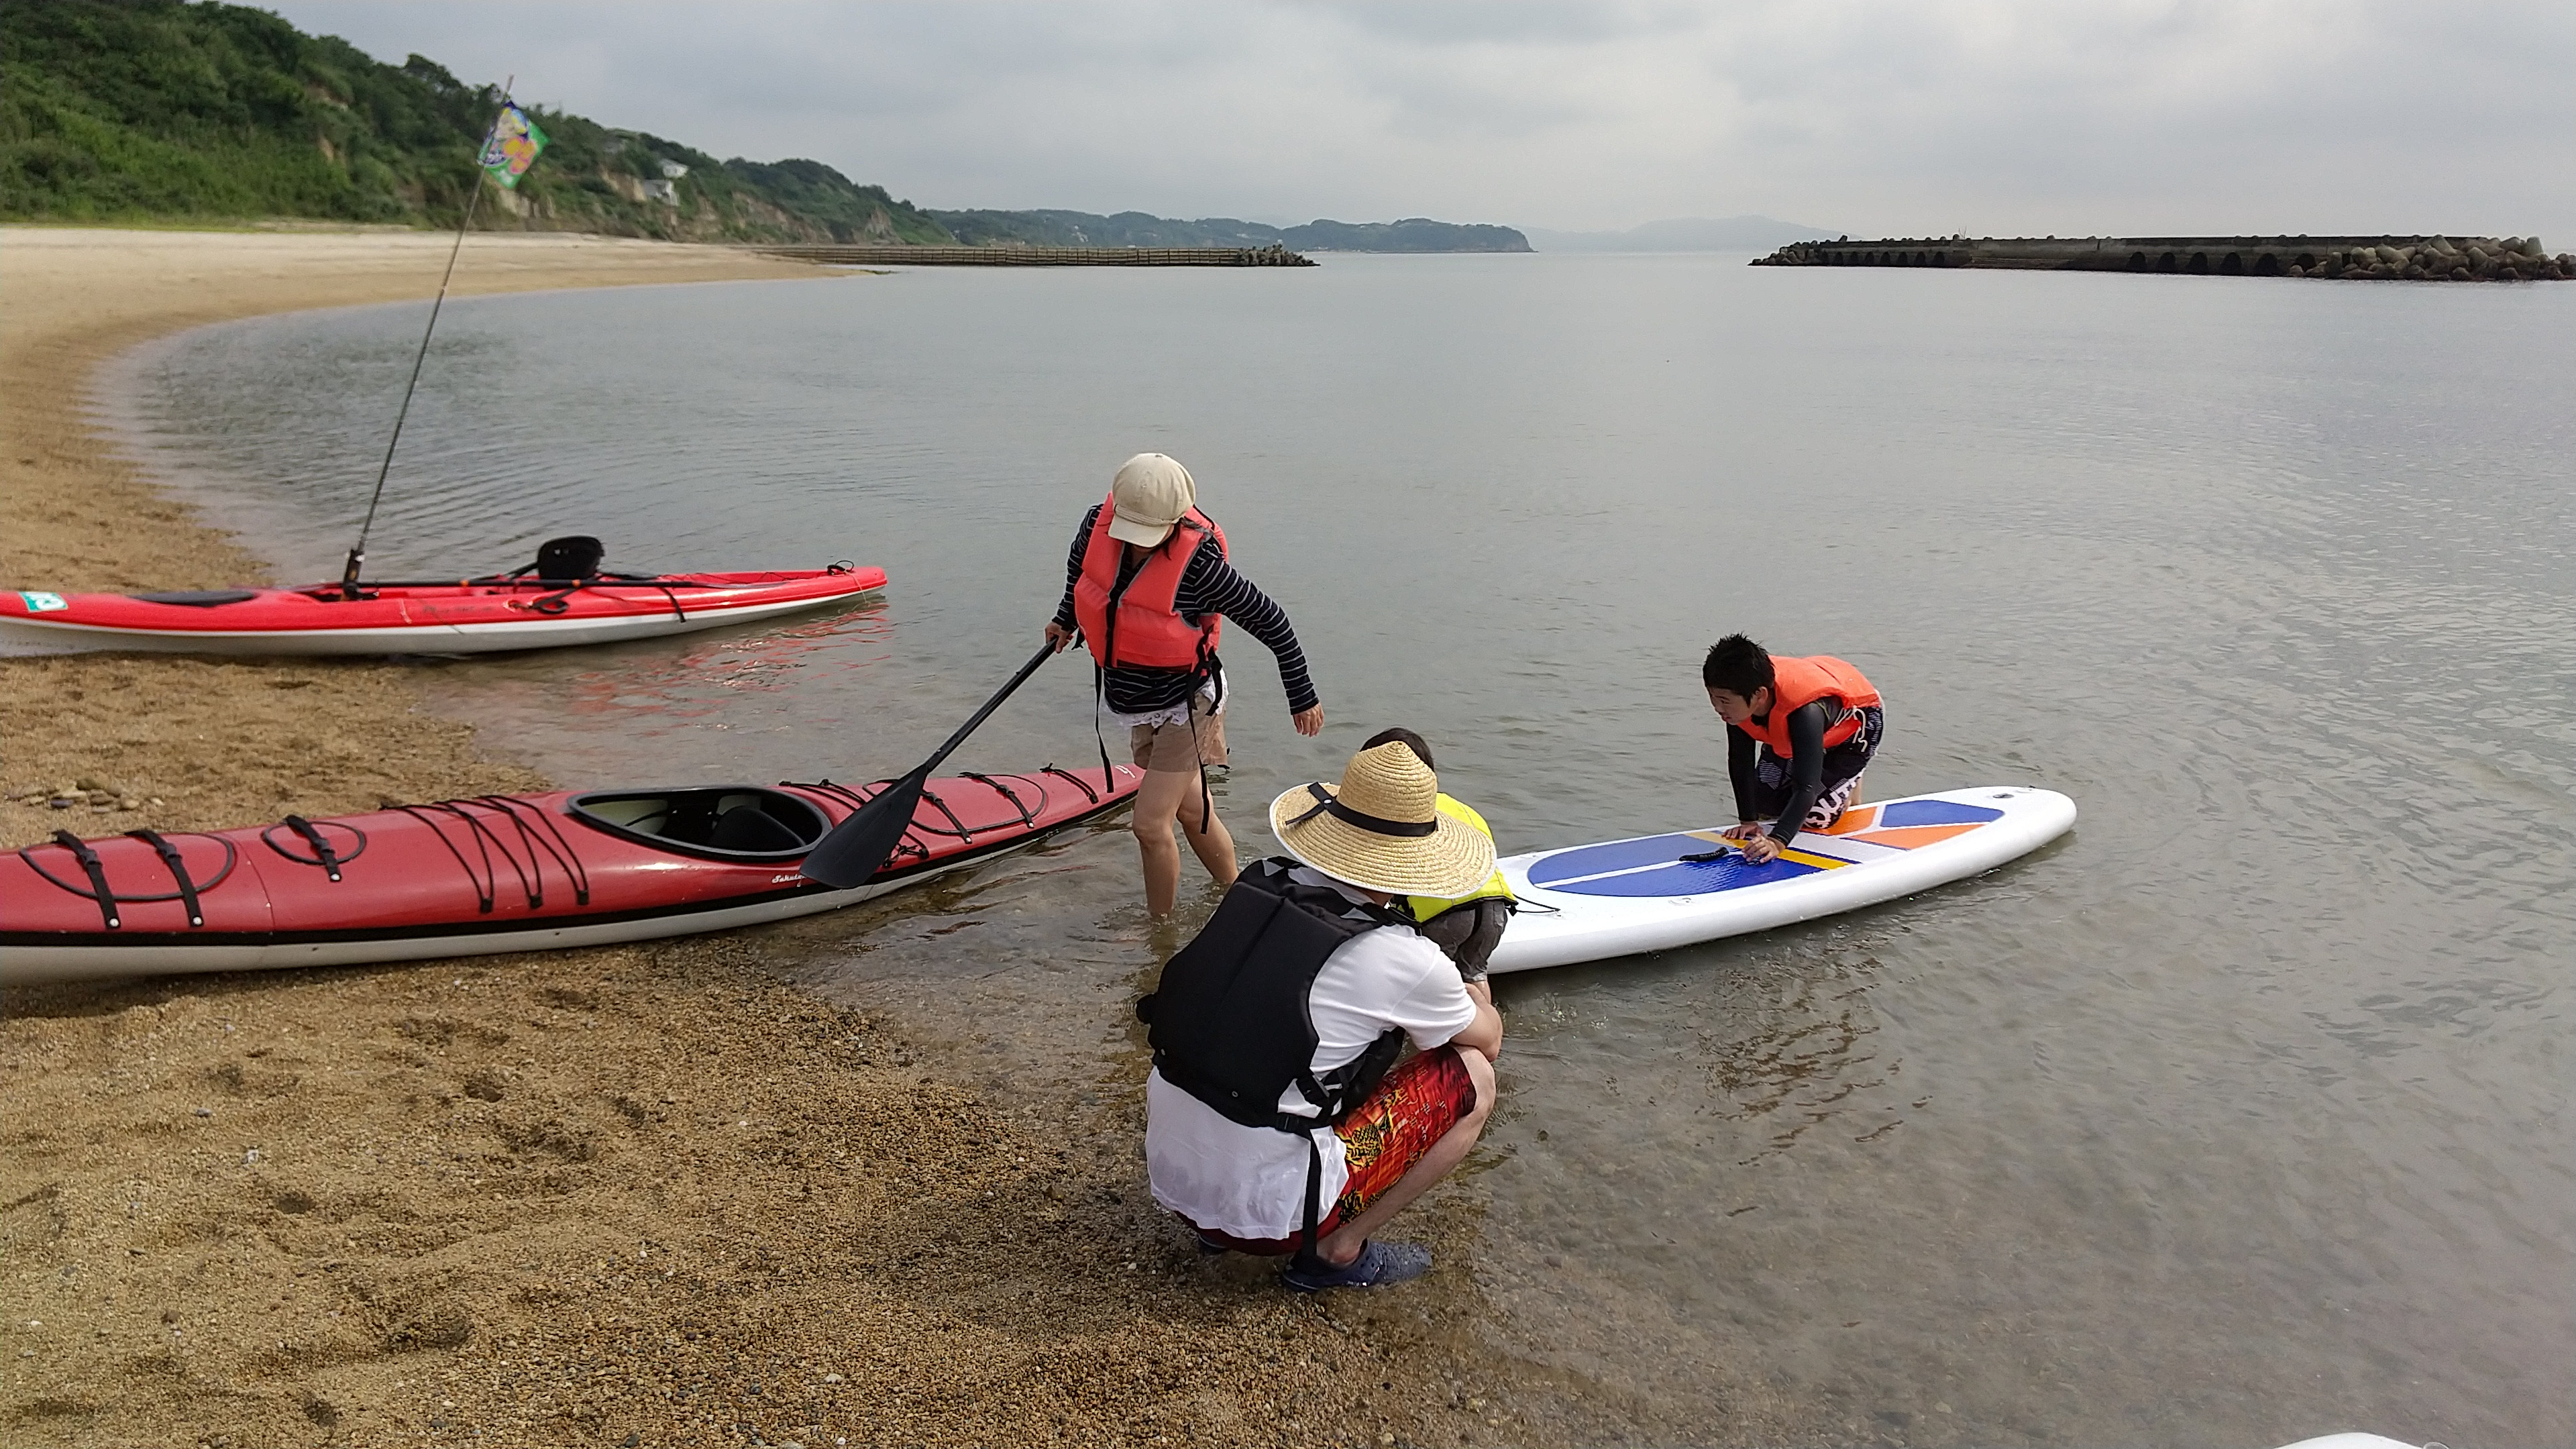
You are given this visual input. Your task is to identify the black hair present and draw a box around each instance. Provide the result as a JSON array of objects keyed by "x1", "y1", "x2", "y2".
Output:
[
  {"x1": 1701, "y1": 635, "x2": 1775, "y2": 698},
  {"x1": 1360, "y1": 727, "x2": 1434, "y2": 771}
]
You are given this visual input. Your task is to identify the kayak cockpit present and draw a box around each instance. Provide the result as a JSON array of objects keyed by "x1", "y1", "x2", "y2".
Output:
[{"x1": 567, "y1": 787, "x2": 828, "y2": 861}]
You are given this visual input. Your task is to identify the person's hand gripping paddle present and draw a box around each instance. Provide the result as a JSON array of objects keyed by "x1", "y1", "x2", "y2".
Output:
[{"x1": 798, "y1": 642, "x2": 1059, "y2": 890}]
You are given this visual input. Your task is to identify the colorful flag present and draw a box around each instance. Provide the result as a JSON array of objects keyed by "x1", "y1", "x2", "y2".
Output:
[{"x1": 478, "y1": 105, "x2": 547, "y2": 189}]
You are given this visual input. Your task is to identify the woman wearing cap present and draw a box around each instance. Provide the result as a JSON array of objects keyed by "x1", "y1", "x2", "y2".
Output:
[
  {"x1": 1045, "y1": 453, "x2": 1325, "y2": 916},
  {"x1": 1137, "y1": 742, "x2": 1501, "y2": 1291}
]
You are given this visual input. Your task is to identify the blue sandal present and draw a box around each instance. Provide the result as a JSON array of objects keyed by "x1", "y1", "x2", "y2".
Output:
[{"x1": 1282, "y1": 1239, "x2": 1433, "y2": 1292}]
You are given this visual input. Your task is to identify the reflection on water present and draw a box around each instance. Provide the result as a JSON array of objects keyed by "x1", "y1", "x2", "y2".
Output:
[
  {"x1": 112, "y1": 256, "x2": 2573, "y2": 1445},
  {"x1": 400, "y1": 604, "x2": 898, "y2": 784}
]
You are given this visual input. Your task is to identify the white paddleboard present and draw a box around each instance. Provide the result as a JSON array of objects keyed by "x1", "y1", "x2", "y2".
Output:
[{"x1": 1485, "y1": 786, "x2": 2076, "y2": 974}]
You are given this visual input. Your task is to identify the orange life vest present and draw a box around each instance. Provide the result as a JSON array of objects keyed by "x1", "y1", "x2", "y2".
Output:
[
  {"x1": 1070, "y1": 492, "x2": 1227, "y2": 669},
  {"x1": 1739, "y1": 655, "x2": 1882, "y2": 755}
]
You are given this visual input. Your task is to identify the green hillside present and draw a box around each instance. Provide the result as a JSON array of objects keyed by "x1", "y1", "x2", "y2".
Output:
[{"x1": 0, "y1": 0, "x2": 953, "y2": 243}]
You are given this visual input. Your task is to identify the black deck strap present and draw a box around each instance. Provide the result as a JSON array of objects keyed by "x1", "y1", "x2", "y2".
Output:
[
  {"x1": 271, "y1": 814, "x2": 360, "y2": 881},
  {"x1": 784, "y1": 779, "x2": 873, "y2": 813},
  {"x1": 987, "y1": 772, "x2": 1055, "y2": 822},
  {"x1": 1040, "y1": 764, "x2": 1102, "y2": 805},
  {"x1": 46, "y1": 830, "x2": 120, "y2": 930},
  {"x1": 392, "y1": 804, "x2": 496, "y2": 914},
  {"x1": 961, "y1": 773, "x2": 1037, "y2": 828},
  {"x1": 126, "y1": 829, "x2": 205, "y2": 928},
  {"x1": 914, "y1": 786, "x2": 974, "y2": 843},
  {"x1": 653, "y1": 582, "x2": 688, "y2": 621}
]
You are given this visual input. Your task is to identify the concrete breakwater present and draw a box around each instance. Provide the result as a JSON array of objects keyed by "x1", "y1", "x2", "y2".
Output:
[
  {"x1": 1753, "y1": 234, "x2": 2571, "y2": 281},
  {"x1": 751, "y1": 242, "x2": 1315, "y2": 268}
]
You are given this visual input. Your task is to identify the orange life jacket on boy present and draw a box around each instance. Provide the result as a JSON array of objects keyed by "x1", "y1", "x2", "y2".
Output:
[
  {"x1": 1070, "y1": 492, "x2": 1227, "y2": 669},
  {"x1": 1739, "y1": 655, "x2": 1882, "y2": 755}
]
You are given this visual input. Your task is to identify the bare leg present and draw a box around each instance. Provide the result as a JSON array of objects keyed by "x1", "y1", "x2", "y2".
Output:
[
  {"x1": 1315, "y1": 1049, "x2": 1495, "y2": 1267},
  {"x1": 1133, "y1": 767, "x2": 1234, "y2": 916},
  {"x1": 1173, "y1": 767, "x2": 1239, "y2": 885}
]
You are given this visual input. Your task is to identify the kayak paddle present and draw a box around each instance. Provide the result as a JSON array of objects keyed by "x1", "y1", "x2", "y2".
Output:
[{"x1": 798, "y1": 641, "x2": 1061, "y2": 889}]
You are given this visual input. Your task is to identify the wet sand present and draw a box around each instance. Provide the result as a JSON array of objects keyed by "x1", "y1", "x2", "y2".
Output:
[{"x1": 0, "y1": 227, "x2": 1622, "y2": 1448}]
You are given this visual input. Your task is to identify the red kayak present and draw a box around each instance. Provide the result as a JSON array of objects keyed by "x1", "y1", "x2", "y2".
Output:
[
  {"x1": 0, "y1": 565, "x2": 885, "y2": 657},
  {"x1": 0, "y1": 764, "x2": 1138, "y2": 984}
]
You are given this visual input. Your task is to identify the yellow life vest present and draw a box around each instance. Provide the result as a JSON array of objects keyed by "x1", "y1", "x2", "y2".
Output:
[{"x1": 1407, "y1": 794, "x2": 1516, "y2": 924}]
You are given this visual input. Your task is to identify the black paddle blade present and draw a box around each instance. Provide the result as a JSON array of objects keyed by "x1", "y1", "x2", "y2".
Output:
[
  {"x1": 798, "y1": 641, "x2": 1061, "y2": 890},
  {"x1": 798, "y1": 769, "x2": 928, "y2": 890}
]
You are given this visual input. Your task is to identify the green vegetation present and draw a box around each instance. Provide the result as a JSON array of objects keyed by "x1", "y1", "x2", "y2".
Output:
[{"x1": 0, "y1": 0, "x2": 953, "y2": 243}]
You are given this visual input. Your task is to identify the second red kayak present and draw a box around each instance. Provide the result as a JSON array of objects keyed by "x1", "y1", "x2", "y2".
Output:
[
  {"x1": 0, "y1": 564, "x2": 885, "y2": 656},
  {"x1": 0, "y1": 763, "x2": 1138, "y2": 984}
]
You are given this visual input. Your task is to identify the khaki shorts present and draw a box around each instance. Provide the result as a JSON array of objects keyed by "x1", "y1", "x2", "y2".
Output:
[{"x1": 1128, "y1": 694, "x2": 1228, "y2": 774}]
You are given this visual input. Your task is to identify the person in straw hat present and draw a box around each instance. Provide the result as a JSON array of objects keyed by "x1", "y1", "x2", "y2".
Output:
[
  {"x1": 1358, "y1": 728, "x2": 1516, "y2": 981},
  {"x1": 1046, "y1": 452, "x2": 1325, "y2": 916},
  {"x1": 1137, "y1": 741, "x2": 1501, "y2": 1291}
]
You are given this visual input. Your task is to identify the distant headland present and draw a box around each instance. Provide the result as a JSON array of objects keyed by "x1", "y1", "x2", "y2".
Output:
[
  {"x1": 1752, "y1": 234, "x2": 2571, "y2": 281},
  {"x1": 1523, "y1": 216, "x2": 1834, "y2": 252}
]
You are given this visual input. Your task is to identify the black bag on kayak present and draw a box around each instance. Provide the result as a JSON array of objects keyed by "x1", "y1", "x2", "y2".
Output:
[
  {"x1": 531, "y1": 535, "x2": 604, "y2": 583},
  {"x1": 1136, "y1": 857, "x2": 1409, "y2": 1263}
]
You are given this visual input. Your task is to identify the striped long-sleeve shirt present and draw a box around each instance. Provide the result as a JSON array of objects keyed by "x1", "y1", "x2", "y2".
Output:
[{"x1": 1052, "y1": 503, "x2": 1320, "y2": 716}]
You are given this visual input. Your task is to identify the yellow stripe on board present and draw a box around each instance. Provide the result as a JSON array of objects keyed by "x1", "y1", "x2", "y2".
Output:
[{"x1": 1680, "y1": 830, "x2": 1849, "y2": 871}]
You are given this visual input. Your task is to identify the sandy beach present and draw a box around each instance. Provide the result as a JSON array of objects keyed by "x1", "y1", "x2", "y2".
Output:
[{"x1": 0, "y1": 228, "x2": 1589, "y2": 1448}]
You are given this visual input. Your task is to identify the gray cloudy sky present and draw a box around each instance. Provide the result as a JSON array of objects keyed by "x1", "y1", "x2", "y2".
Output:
[{"x1": 275, "y1": 1, "x2": 2575, "y2": 241}]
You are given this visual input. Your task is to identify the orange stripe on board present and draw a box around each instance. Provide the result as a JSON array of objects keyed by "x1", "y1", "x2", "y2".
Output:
[
  {"x1": 1817, "y1": 806, "x2": 1880, "y2": 835},
  {"x1": 1849, "y1": 823, "x2": 1981, "y2": 850}
]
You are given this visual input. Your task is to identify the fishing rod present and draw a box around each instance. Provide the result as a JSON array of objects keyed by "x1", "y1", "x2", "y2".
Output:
[{"x1": 339, "y1": 76, "x2": 517, "y2": 601}]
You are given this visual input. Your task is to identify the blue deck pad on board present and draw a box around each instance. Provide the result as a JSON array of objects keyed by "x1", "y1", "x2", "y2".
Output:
[
  {"x1": 1876, "y1": 799, "x2": 2004, "y2": 828},
  {"x1": 1546, "y1": 853, "x2": 1824, "y2": 897},
  {"x1": 1527, "y1": 833, "x2": 1728, "y2": 888}
]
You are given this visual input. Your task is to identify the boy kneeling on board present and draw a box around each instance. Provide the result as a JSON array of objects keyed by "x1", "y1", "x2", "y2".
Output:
[
  {"x1": 1139, "y1": 741, "x2": 1503, "y2": 1291},
  {"x1": 1701, "y1": 635, "x2": 1885, "y2": 864},
  {"x1": 1359, "y1": 728, "x2": 1515, "y2": 981}
]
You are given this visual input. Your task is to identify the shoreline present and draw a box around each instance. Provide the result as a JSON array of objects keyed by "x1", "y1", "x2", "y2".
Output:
[{"x1": 0, "y1": 227, "x2": 1571, "y2": 1447}]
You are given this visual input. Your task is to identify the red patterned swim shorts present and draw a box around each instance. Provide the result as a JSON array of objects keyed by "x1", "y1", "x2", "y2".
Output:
[{"x1": 1190, "y1": 1044, "x2": 1480, "y2": 1256}]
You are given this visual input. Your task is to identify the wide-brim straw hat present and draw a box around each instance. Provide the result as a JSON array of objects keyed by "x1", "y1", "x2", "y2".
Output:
[{"x1": 1269, "y1": 742, "x2": 1495, "y2": 899}]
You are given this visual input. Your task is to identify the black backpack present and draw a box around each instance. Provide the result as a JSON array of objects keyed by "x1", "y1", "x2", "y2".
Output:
[{"x1": 1137, "y1": 858, "x2": 1409, "y2": 1258}]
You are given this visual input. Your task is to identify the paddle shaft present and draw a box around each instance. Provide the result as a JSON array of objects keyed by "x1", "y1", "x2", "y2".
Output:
[
  {"x1": 797, "y1": 641, "x2": 1061, "y2": 888},
  {"x1": 922, "y1": 641, "x2": 1059, "y2": 773}
]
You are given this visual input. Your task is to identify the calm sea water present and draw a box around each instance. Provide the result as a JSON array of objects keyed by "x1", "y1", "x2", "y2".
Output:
[{"x1": 108, "y1": 255, "x2": 2573, "y2": 1446}]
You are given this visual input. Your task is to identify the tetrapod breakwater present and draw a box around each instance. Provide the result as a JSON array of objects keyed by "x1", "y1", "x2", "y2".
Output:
[
  {"x1": 1751, "y1": 235, "x2": 2571, "y2": 281},
  {"x1": 751, "y1": 243, "x2": 1316, "y2": 268}
]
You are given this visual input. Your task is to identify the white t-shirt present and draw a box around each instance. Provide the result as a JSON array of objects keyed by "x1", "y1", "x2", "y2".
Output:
[{"x1": 1144, "y1": 867, "x2": 1477, "y2": 1240}]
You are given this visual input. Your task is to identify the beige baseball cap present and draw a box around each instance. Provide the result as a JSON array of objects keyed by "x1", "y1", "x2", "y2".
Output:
[{"x1": 1106, "y1": 453, "x2": 1197, "y2": 545}]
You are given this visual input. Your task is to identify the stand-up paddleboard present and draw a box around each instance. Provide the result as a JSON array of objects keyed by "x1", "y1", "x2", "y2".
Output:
[{"x1": 1485, "y1": 787, "x2": 2076, "y2": 974}]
